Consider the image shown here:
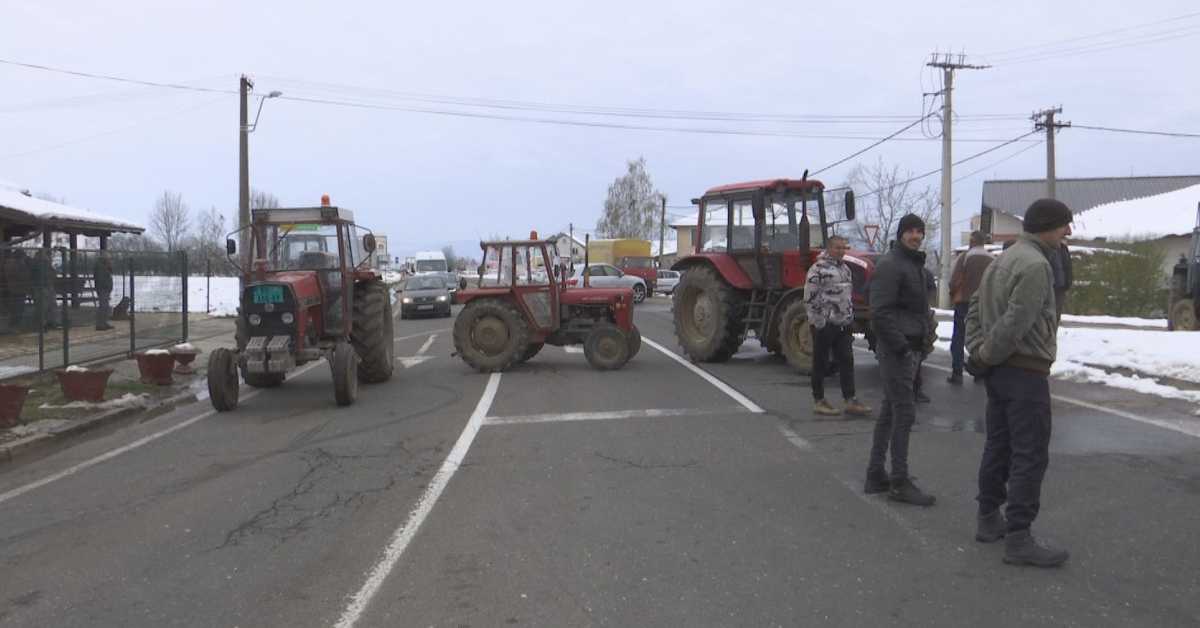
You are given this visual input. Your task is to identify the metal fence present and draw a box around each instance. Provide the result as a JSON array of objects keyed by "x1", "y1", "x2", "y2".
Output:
[{"x1": 0, "y1": 246, "x2": 189, "y2": 377}]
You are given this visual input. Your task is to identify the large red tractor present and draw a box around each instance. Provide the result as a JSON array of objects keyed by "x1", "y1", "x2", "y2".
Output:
[
  {"x1": 453, "y1": 235, "x2": 640, "y2": 371},
  {"x1": 671, "y1": 176, "x2": 875, "y2": 372},
  {"x1": 207, "y1": 197, "x2": 394, "y2": 410}
]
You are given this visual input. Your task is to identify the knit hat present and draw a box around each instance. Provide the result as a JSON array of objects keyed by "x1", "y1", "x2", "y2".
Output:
[
  {"x1": 896, "y1": 213, "x2": 926, "y2": 239},
  {"x1": 1023, "y1": 198, "x2": 1073, "y2": 233}
]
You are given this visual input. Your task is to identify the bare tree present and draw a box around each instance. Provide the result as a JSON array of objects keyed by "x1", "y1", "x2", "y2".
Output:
[
  {"x1": 149, "y1": 191, "x2": 191, "y2": 252},
  {"x1": 844, "y1": 157, "x2": 940, "y2": 254},
  {"x1": 190, "y1": 207, "x2": 232, "y2": 273},
  {"x1": 251, "y1": 188, "x2": 280, "y2": 210},
  {"x1": 596, "y1": 157, "x2": 663, "y2": 240}
]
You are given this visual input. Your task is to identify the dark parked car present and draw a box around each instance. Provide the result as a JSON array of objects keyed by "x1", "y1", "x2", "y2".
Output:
[{"x1": 399, "y1": 275, "x2": 453, "y2": 318}]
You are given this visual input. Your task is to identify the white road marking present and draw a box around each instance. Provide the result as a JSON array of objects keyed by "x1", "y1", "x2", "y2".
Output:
[
  {"x1": 335, "y1": 372, "x2": 502, "y2": 628},
  {"x1": 416, "y1": 334, "x2": 437, "y2": 356},
  {"x1": 396, "y1": 356, "x2": 434, "y2": 369},
  {"x1": 643, "y1": 337, "x2": 764, "y2": 413},
  {"x1": 394, "y1": 328, "x2": 450, "y2": 343},
  {"x1": 485, "y1": 406, "x2": 746, "y2": 426},
  {"x1": 0, "y1": 359, "x2": 326, "y2": 507},
  {"x1": 776, "y1": 424, "x2": 813, "y2": 451},
  {"x1": 563, "y1": 345, "x2": 584, "y2": 354},
  {"x1": 917, "y1": 357, "x2": 1200, "y2": 440}
]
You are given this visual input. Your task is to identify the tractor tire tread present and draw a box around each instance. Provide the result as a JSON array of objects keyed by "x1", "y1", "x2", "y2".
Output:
[{"x1": 352, "y1": 280, "x2": 395, "y2": 384}]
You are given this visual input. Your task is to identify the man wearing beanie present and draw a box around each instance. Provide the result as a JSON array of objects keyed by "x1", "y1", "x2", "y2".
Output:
[
  {"x1": 865, "y1": 213, "x2": 936, "y2": 506},
  {"x1": 966, "y1": 197, "x2": 1073, "y2": 567}
]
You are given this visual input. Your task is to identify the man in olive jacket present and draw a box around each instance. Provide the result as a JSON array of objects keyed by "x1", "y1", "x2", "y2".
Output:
[
  {"x1": 865, "y1": 213, "x2": 935, "y2": 507},
  {"x1": 966, "y1": 198, "x2": 1072, "y2": 568}
]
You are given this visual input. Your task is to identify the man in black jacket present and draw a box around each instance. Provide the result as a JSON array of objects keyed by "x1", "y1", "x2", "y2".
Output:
[{"x1": 865, "y1": 214, "x2": 936, "y2": 506}]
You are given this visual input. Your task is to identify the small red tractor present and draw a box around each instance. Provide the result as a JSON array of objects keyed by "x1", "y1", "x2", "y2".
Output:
[
  {"x1": 671, "y1": 175, "x2": 875, "y2": 372},
  {"x1": 453, "y1": 233, "x2": 640, "y2": 371},
  {"x1": 207, "y1": 197, "x2": 395, "y2": 410}
]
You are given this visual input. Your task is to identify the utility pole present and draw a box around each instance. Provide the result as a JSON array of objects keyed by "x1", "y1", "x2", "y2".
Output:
[
  {"x1": 238, "y1": 75, "x2": 253, "y2": 276},
  {"x1": 1033, "y1": 106, "x2": 1071, "y2": 199},
  {"x1": 569, "y1": 222, "x2": 574, "y2": 261},
  {"x1": 659, "y1": 195, "x2": 667, "y2": 269},
  {"x1": 927, "y1": 52, "x2": 989, "y2": 308}
]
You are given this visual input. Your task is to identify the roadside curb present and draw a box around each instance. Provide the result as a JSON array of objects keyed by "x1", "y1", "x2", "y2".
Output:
[{"x1": 0, "y1": 389, "x2": 200, "y2": 468}]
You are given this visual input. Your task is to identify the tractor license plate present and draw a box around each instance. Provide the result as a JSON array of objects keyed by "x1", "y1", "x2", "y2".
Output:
[
  {"x1": 418, "y1": 304, "x2": 433, "y2": 310},
  {"x1": 253, "y1": 285, "x2": 285, "y2": 304}
]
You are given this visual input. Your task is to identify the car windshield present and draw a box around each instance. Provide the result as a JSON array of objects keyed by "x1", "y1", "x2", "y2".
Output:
[
  {"x1": 415, "y1": 259, "x2": 447, "y2": 273},
  {"x1": 405, "y1": 276, "x2": 445, "y2": 290}
]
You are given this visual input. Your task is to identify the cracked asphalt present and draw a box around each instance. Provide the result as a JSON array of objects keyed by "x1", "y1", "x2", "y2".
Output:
[{"x1": 1, "y1": 298, "x2": 1199, "y2": 627}]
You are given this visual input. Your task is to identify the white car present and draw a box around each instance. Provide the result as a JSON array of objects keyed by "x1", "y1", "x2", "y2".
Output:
[
  {"x1": 569, "y1": 263, "x2": 648, "y2": 303},
  {"x1": 655, "y1": 269, "x2": 681, "y2": 295}
]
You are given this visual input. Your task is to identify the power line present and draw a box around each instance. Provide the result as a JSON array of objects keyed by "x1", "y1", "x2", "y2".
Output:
[
  {"x1": 1072, "y1": 124, "x2": 1200, "y2": 139},
  {"x1": 0, "y1": 57, "x2": 236, "y2": 95},
  {"x1": 992, "y1": 26, "x2": 1200, "y2": 65},
  {"x1": 952, "y1": 139, "x2": 1044, "y2": 183},
  {"x1": 857, "y1": 130, "x2": 1039, "y2": 200},
  {"x1": 811, "y1": 114, "x2": 934, "y2": 175},
  {"x1": 979, "y1": 10, "x2": 1200, "y2": 59}
]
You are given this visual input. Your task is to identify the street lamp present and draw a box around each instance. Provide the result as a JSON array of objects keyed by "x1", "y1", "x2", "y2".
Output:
[
  {"x1": 246, "y1": 90, "x2": 283, "y2": 134},
  {"x1": 238, "y1": 76, "x2": 283, "y2": 277}
]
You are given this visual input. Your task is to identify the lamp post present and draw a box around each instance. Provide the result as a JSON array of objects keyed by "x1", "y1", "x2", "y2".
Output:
[{"x1": 238, "y1": 76, "x2": 282, "y2": 276}]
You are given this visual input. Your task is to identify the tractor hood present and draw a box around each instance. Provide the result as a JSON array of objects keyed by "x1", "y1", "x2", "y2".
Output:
[
  {"x1": 560, "y1": 286, "x2": 634, "y2": 305},
  {"x1": 248, "y1": 272, "x2": 323, "y2": 308}
]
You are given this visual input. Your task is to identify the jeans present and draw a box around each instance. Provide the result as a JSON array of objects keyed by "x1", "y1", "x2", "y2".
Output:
[
  {"x1": 867, "y1": 348, "x2": 919, "y2": 481},
  {"x1": 950, "y1": 302, "x2": 968, "y2": 374},
  {"x1": 977, "y1": 366, "x2": 1053, "y2": 533},
  {"x1": 810, "y1": 323, "x2": 855, "y2": 401}
]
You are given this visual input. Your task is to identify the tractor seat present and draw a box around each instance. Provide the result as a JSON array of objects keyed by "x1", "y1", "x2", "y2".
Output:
[{"x1": 298, "y1": 251, "x2": 338, "y2": 270}]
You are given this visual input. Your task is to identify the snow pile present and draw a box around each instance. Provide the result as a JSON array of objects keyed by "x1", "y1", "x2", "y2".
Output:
[
  {"x1": 65, "y1": 365, "x2": 90, "y2": 373},
  {"x1": 1073, "y1": 183, "x2": 1200, "y2": 241},
  {"x1": 143, "y1": 349, "x2": 171, "y2": 356},
  {"x1": 38, "y1": 392, "x2": 152, "y2": 411},
  {"x1": 172, "y1": 343, "x2": 196, "y2": 352}
]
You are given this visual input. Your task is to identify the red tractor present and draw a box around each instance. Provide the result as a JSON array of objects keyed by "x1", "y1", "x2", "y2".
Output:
[
  {"x1": 207, "y1": 197, "x2": 395, "y2": 410},
  {"x1": 671, "y1": 176, "x2": 875, "y2": 372},
  {"x1": 453, "y1": 234, "x2": 640, "y2": 371}
]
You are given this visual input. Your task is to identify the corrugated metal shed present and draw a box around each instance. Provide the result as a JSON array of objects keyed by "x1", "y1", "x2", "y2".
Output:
[{"x1": 982, "y1": 175, "x2": 1200, "y2": 220}]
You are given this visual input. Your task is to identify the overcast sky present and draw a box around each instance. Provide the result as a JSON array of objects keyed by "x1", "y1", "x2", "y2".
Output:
[{"x1": 2, "y1": 0, "x2": 1197, "y2": 259}]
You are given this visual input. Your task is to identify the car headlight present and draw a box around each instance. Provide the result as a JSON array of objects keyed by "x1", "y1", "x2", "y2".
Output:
[
  {"x1": 436, "y1": 295, "x2": 448, "y2": 302},
  {"x1": 248, "y1": 313, "x2": 262, "y2": 326},
  {"x1": 281, "y1": 312, "x2": 295, "y2": 324},
  {"x1": 402, "y1": 297, "x2": 413, "y2": 304}
]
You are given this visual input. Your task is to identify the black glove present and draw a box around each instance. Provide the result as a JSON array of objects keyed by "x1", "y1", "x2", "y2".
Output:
[{"x1": 965, "y1": 354, "x2": 992, "y2": 378}]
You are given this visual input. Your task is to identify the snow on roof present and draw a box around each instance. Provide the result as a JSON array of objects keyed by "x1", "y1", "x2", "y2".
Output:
[
  {"x1": 652, "y1": 239, "x2": 678, "y2": 257},
  {"x1": 1072, "y1": 183, "x2": 1200, "y2": 241},
  {"x1": 0, "y1": 184, "x2": 143, "y2": 234}
]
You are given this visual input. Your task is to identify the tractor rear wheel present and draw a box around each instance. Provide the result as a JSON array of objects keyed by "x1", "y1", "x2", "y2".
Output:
[
  {"x1": 243, "y1": 370, "x2": 285, "y2": 388},
  {"x1": 672, "y1": 265, "x2": 745, "y2": 362},
  {"x1": 777, "y1": 300, "x2": 814, "y2": 374},
  {"x1": 207, "y1": 348, "x2": 240, "y2": 412},
  {"x1": 453, "y1": 299, "x2": 530, "y2": 372},
  {"x1": 352, "y1": 280, "x2": 395, "y2": 384},
  {"x1": 584, "y1": 324, "x2": 630, "y2": 370},
  {"x1": 1172, "y1": 298, "x2": 1198, "y2": 331},
  {"x1": 626, "y1": 324, "x2": 642, "y2": 360},
  {"x1": 332, "y1": 341, "x2": 358, "y2": 407},
  {"x1": 517, "y1": 342, "x2": 544, "y2": 364}
]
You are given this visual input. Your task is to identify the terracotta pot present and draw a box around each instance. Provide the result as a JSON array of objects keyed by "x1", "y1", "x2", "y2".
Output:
[
  {"x1": 0, "y1": 384, "x2": 30, "y2": 427},
  {"x1": 171, "y1": 350, "x2": 199, "y2": 374},
  {"x1": 55, "y1": 368, "x2": 114, "y2": 402},
  {"x1": 134, "y1": 352, "x2": 176, "y2": 385}
]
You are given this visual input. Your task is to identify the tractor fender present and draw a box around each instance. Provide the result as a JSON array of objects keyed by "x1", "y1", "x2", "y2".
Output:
[{"x1": 670, "y1": 254, "x2": 754, "y2": 291}]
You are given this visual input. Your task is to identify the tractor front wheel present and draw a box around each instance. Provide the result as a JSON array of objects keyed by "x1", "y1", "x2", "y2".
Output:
[
  {"x1": 626, "y1": 324, "x2": 642, "y2": 360},
  {"x1": 1172, "y1": 298, "x2": 1198, "y2": 331},
  {"x1": 353, "y1": 280, "x2": 395, "y2": 384},
  {"x1": 453, "y1": 299, "x2": 530, "y2": 372},
  {"x1": 332, "y1": 341, "x2": 358, "y2": 407},
  {"x1": 585, "y1": 324, "x2": 630, "y2": 370},
  {"x1": 777, "y1": 300, "x2": 814, "y2": 374},
  {"x1": 672, "y1": 265, "x2": 746, "y2": 362},
  {"x1": 208, "y1": 348, "x2": 240, "y2": 412}
]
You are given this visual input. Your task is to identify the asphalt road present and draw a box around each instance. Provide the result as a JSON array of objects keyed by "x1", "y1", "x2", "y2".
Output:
[{"x1": 1, "y1": 298, "x2": 1198, "y2": 627}]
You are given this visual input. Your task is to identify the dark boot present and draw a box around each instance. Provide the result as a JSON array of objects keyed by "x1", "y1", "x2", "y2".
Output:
[
  {"x1": 915, "y1": 390, "x2": 931, "y2": 403},
  {"x1": 975, "y1": 509, "x2": 1006, "y2": 543},
  {"x1": 888, "y1": 477, "x2": 936, "y2": 506},
  {"x1": 1003, "y1": 529, "x2": 1069, "y2": 567},
  {"x1": 863, "y1": 469, "x2": 890, "y2": 494},
  {"x1": 946, "y1": 372, "x2": 963, "y2": 385}
]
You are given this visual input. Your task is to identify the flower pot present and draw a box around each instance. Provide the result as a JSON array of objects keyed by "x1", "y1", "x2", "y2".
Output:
[
  {"x1": 135, "y1": 351, "x2": 176, "y2": 385},
  {"x1": 0, "y1": 384, "x2": 30, "y2": 427},
  {"x1": 55, "y1": 368, "x2": 114, "y2": 402},
  {"x1": 170, "y1": 349, "x2": 200, "y2": 375}
]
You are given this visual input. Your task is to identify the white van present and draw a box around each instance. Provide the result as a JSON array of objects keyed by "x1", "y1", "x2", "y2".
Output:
[{"x1": 413, "y1": 250, "x2": 448, "y2": 274}]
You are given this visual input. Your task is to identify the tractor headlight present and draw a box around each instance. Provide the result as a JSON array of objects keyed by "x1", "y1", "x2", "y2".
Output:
[
  {"x1": 248, "y1": 313, "x2": 262, "y2": 326},
  {"x1": 402, "y1": 297, "x2": 413, "y2": 304},
  {"x1": 281, "y1": 312, "x2": 295, "y2": 325},
  {"x1": 436, "y1": 295, "x2": 448, "y2": 302}
]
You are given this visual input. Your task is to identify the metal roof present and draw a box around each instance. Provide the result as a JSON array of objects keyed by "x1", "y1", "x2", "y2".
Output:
[{"x1": 982, "y1": 175, "x2": 1200, "y2": 219}]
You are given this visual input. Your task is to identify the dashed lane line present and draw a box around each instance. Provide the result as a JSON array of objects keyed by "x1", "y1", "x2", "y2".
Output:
[{"x1": 485, "y1": 406, "x2": 748, "y2": 426}]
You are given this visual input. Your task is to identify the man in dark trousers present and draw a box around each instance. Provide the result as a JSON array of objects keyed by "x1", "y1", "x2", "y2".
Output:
[
  {"x1": 804, "y1": 234, "x2": 871, "y2": 417},
  {"x1": 966, "y1": 198, "x2": 1072, "y2": 568},
  {"x1": 865, "y1": 214, "x2": 935, "y2": 506},
  {"x1": 93, "y1": 251, "x2": 114, "y2": 331},
  {"x1": 947, "y1": 231, "x2": 994, "y2": 384}
]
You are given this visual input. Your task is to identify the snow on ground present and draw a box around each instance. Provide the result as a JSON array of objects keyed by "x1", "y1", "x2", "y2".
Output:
[
  {"x1": 37, "y1": 392, "x2": 152, "y2": 411},
  {"x1": 933, "y1": 308, "x2": 1166, "y2": 329},
  {"x1": 133, "y1": 275, "x2": 240, "y2": 316},
  {"x1": 934, "y1": 320, "x2": 1200, "y2": 405},
  {"x1": 0, "y1": 366, "x2": 36, "y2": 379}
]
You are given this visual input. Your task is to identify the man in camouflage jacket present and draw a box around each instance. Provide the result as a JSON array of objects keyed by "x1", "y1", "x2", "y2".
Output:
[{"x1": 804, "y1": 235, "x2": 870, "y2": 417}]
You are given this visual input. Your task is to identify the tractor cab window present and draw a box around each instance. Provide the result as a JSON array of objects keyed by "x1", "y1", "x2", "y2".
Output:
[
  {"x1": 700, "y1": 199, "x2": 728, "y2": 252},
  {"x1": 273, "y1": 225, "x2": 341, "y2": 272},
  {"x1": 729, "y1": 200, "x2": 755, "y2": 251},
  {"x1": 479, "y1": 245, "x2": 505, "y2": 287},
  {"x1": 513, "y1": 245, "x2": 548, "y2": 286}
]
